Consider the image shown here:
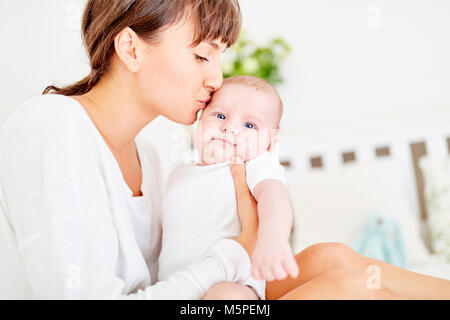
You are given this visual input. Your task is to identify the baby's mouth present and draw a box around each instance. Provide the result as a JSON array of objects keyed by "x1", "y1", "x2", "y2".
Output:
[{"x1": 211, "y1": 137, "x2": 236, "y2": 147}]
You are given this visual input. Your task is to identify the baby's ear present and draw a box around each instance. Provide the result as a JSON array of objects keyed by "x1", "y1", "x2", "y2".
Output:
[{"x1": 267, "y1": 127, "x2": 281, "y2": 152}]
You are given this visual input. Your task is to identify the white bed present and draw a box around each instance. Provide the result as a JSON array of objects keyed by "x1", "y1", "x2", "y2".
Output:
[{"x1": 278, "y1": 112, "x2": 450, "y2": 281}]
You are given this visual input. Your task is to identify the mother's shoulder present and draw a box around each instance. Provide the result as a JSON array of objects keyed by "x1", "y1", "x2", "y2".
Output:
[
  {"x1": 12, "y1": 94, "x2": 82, "y2": 118},
  {"x1": 3, "y1": 94, "x2": 87, "y2": 132}
]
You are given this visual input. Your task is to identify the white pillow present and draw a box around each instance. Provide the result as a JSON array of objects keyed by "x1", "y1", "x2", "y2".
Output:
[
  {"x1": 286, "y1": 158, "x2": 431, "y2": 266},
  {"x1": 419, "y1": 156, "x2": 450, "y2": 262}
]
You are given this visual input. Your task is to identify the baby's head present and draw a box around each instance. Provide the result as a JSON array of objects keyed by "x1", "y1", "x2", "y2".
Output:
[{"x1": 194, "y1": 75, "x2": 283, "y2": 165}]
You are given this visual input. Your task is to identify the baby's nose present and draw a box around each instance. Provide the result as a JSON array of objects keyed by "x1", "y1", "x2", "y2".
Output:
[{"x1": 222, "y1": 126, "x2": 239, "y2": 135}]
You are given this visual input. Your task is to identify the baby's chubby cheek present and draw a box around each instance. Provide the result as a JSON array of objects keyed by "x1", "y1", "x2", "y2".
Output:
[{"x1": 234, "y1": 133, "x2": 270, "y2": 162}]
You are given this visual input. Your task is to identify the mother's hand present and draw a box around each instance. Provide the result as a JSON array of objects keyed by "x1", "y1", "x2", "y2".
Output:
[{"x1": 229, "y1": 155, "x2": 259, "y2": 256}]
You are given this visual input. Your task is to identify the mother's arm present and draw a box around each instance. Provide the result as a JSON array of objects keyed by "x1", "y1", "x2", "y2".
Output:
[
  {"x1": 229, "y1": 156, "x2": 307, "y2": 300},
  {"x1": 229, "y1": 156, "x2": 259, "y2": 255}
]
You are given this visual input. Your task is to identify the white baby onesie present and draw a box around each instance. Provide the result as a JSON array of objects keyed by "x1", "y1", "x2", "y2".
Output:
[{"x1": 158, "y1": 150, "x2": 287, "y2": 300}]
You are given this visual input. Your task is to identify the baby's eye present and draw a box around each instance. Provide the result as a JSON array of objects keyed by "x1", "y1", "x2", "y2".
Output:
[
  {"x1": 216, "y1": 113, "x2": 226, "y2": 120},
  {"x1": 244, "y1": 122, "x2": 256, "y2": 129}
]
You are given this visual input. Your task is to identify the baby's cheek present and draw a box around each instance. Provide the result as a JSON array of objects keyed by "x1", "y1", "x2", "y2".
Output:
[{"x1": 236, "y1": 132, "x2": 271, "y2": 161}]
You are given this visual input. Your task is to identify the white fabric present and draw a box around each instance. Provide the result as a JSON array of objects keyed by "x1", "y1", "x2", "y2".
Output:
[
  {"x1": 0, "y1": 94, "x2": 251, "y2": 299},
  {"x1": 246, "y1": 148, "x2": 287, "y2": 197},
  {"x1": 407, "y1": 254, "x2": 450, "y2": 281},
  {"x1": 158, "y1": 151, "x2": 287, "y2": 300}
]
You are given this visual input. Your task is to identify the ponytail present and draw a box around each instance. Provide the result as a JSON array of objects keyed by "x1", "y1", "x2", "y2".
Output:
[{"x1": 42, "y1": 67, "x2": 105, "y2": 96}]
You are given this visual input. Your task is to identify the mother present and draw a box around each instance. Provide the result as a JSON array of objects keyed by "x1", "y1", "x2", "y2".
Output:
[{"x1": 0, "y1": 0, "x2": 449, "y2": 299}]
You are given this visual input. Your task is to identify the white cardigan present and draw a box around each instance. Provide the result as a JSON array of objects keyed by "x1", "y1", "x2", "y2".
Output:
[{"x1": 0, "y1": 94, "x2": 250, "y2": 299}]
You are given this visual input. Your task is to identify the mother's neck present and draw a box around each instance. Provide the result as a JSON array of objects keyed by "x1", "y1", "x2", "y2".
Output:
[{"x1": 76, "y1": 67, "x2": 158, "y2": 153}]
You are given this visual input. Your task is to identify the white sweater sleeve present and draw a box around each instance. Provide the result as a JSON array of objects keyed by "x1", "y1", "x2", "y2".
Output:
[
  {"x1": 127, "y1": 238, "x2": 250, "y2": 300},
  {"x1": 0, "y1": 98, "x2": 250, "y2": 300}
]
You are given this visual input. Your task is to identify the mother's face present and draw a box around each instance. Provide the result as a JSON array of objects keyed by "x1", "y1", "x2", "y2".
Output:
[{"x1": 137, "y1": 17, "x2": 226, "y2": 125}]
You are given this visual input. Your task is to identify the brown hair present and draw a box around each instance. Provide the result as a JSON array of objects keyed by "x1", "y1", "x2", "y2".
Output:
[{"x1": 43, "y1": 0, "x2": 241, "y2": 96}]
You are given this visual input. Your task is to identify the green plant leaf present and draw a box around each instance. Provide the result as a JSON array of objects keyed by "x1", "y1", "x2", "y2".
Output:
[{"x1": 222, "y1": 30, "x2": 291, "y2": 86}]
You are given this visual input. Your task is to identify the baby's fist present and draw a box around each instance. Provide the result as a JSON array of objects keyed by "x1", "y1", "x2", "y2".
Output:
[{"x1": 250, "y1": 238, "x2": 299, "y2": 281}]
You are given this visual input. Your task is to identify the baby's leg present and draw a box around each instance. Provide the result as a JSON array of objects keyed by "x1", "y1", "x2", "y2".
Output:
[{"x1": 202, "y1": 282, "x2": 259, "y2": 300}]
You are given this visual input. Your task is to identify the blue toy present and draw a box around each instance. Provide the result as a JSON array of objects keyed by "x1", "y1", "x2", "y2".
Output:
[{"x1": 352, "y1": 212, "x2": 407, "y2": 268}]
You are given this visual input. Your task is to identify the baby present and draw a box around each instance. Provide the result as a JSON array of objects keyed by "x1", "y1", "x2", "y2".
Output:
[{"x1": 158, "y1": 75, "x2": 298, "y2": 300}]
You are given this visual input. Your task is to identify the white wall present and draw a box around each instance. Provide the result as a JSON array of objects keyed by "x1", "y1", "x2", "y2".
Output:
[
  {"x1": 0, "y1": 0, "x2": 89, "y2": 123},
  {"x1": 1, "y1": 0, "x2": 449, "y2": 183},
  {"x1": 239, "y1": 0, "x2": 450, "y2": 134}
]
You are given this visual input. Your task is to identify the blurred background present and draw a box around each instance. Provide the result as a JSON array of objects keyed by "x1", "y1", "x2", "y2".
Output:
[{"x1": 1, "y1": 0, "x2": 449, "y2": 280}]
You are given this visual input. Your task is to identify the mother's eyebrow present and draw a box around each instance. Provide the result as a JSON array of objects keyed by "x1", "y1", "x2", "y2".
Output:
[{"x1": 206, "y1": 41, "x2": 227, "y2": 53}]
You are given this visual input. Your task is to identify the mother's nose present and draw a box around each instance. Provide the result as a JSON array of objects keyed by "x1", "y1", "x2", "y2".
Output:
[{"x1": 204, "y1": 62, "x2": 224, "y2": 92}]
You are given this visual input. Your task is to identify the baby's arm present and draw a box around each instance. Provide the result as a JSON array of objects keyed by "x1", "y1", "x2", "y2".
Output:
[{"x1": 251, "y1": 179, "x2": 299, "y2": 281}]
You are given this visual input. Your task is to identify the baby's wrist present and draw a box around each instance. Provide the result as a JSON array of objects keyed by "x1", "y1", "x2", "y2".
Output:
[{"x1": 256, "y1": 229, "x2": 290, "y2": 243}]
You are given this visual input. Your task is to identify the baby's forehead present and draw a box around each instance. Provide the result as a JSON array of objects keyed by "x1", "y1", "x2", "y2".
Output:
[
  {"x1": 215, "y1": 83, "x2": 279, "y2": 106},
  {"x1": 219, "y1": 81, "x2": 274, "y2": 96}
]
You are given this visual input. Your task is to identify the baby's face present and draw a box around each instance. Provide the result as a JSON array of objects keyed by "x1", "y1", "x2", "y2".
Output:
[{"x1": 195, "y1": 84, "x2": 280, "y2": 165}]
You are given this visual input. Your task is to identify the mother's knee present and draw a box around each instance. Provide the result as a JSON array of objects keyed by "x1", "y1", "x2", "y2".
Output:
[{"x1": 300, "y1": 242, "x2": 358, "y2": 267}]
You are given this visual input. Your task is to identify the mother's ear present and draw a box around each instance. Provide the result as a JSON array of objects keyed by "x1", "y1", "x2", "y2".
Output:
[{"x1": 113, "y1": 27, "x2": 144, "y2": 73}]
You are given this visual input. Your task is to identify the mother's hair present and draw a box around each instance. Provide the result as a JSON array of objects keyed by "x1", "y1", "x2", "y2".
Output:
[{"x1": 43, "y1": 0, "x2": 241, "y2": 96}]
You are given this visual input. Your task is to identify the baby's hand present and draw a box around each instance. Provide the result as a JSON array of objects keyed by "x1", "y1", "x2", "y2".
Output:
[{"x1": 250, "y1": 236, "x2": 299, "y2": 281}]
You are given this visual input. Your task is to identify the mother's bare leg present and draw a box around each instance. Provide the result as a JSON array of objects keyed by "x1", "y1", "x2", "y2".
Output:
[
  {"x1": 266, "y1": 242, "x2": 450, "y2": 300},
  {"x1": 358, "y1": 256, "x2": 450, "y2": 299},
  {"x1": 202, "y1": 282, "x2": 259, "y2": 300},
  {"x1": 279, "y1": 268, "x2": 406, "y2": 300},
  {"x1": 267, "y1": 242, "x2": 360, "y2": 299}
]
